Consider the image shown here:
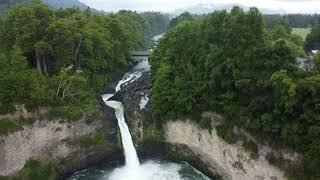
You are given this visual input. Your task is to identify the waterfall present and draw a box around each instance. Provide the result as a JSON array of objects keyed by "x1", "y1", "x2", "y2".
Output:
[{"x1": 102, "y1": 70, "x2": 143, "y2": 169}]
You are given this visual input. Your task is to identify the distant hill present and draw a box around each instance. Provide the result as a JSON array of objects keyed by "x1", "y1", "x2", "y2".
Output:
[
  {"x1": 0, "y1": 0, "x2": 27, "y2": 16},
  {"x1": 42, "y1": 0, "x2": 89, "y2": 10},
  {"x1": 172, "y1": 3, "x2": 285, "y2": 16},
  {"x1": 0, "y1": 0, "x2": 93, "y2": 16}
]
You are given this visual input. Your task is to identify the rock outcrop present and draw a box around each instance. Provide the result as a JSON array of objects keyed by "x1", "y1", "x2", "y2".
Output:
[
  {"x1": 0, "y1": 104, "x2": 121, "y2": 178},
  {"x1": 165, "y1": 120, "x2": 286, "y2": 180}
]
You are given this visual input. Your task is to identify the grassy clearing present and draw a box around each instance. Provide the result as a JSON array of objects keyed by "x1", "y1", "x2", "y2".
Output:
[
  {"x1": 0, "y1": 119, "x2": 23, "y2": 136},
  {"x1": 292, "y1": 28, "x2": 311, "y2": 40}
]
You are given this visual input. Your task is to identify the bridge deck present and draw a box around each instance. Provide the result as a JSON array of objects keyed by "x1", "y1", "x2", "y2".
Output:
[{"x1": 130, "y1": 51, "x2": 151, "y2": 56}]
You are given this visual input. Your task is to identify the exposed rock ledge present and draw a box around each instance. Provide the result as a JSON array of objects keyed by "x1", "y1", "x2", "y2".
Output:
[
  {"x1": 165, "y1": 120, "x2": 286, "y2": 180},
  {"x1": 0, "y1": 118, "x2": 101, "y2": 176},
  {"x1": 0, "y1": 102, "x2": 121, "y2": 177}
]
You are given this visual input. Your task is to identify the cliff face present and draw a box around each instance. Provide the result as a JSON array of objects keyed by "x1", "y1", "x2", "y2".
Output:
[
  {"x1": 0, "y1": 103, "x2": 121, "y2": 178},
  {"x1": 165, "y1": 119, "x2": 285, "y2": 180},
  {"x1": 0, "y1": 118, "x2": 101, "y2": 175}
]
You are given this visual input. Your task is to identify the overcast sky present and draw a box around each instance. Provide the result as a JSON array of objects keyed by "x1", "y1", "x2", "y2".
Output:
[{"x1": 79, "y1": 0, "x2": 320, "y2": 14}]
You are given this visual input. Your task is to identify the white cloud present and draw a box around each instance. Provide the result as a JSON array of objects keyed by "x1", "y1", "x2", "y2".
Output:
[{"x1": 79, "y1": 0, "x2": 320, "y2": 13}]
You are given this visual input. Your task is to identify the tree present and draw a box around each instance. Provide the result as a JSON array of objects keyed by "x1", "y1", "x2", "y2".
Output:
[
  {"x1": 313, "y1": 53, "x2": 320, "y2": 71},
  {"x1": 0, "y1": 1, "x2": 153, "y2": 113},
  {"x1": 10, "y1": 46, "x2": 28, "y2": 70},
  {"x1": 1, "y1": 1, "x2": 53, "y2": 74},
  {"x1": 150, "y1": 7, "x2": 320, "y2": 179},
  {"x1": 168, "y1": 12, "x2": 194, "y2": 29},
  {"x1": 52, "y1": 67, "x2": 90, "y2": 104},
  {"x1": 305, "y1": 24, "x2": 320, "y2": 52}
]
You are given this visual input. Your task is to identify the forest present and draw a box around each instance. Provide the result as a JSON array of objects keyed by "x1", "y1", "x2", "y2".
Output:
[
  {"x1": 0, "y1": 1, "x2": 169, "y2": 119},
  {"x1": 150, "y1": 7, "x2": 320, "y2": 179},
  {"x1": 264, "y1": 14, "x2": 320, "y2": 28}
]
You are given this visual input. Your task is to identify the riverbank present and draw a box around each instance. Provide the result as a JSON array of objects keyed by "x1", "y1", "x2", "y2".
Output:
[{"x1": 115, "y1": 71, "x2": 289, "y2": 180}]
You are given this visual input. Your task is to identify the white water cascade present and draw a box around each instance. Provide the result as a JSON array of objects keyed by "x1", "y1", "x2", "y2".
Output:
[
  {"x1": 102, "y1": 72, "x2": 143, "y2": 169},
  {"x1": 69, "y1": 60, "x2": 211, "y2": 180},
  {"x1": 68, "y1": 32, "x2": 212, "y2": 179}
]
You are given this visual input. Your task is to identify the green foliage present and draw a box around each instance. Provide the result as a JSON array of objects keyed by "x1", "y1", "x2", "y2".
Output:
[
  {"x1": 243, "y1": 140, "x2": 259, "y2": 159},
  {"x1": 266, "y1": 153, "x2": 286, "y2": 168},
  {"x1": 0, "y1": 67, "x2": 51, "y2": 113},
  {"x1": 313, "y1": 53, "x2": 320, "y2": 71},
  {"x1": 0, "y1": 0, "x2": 29, "y2": 17},
  {"x1": 115, "y1": 10, "x2": 151, "y2": 50},
  {"x1": 13, "y1": 159, "x2": 56, "y2": 180},
  {"x1": 216, "y1": 124, "x2": 237, "y2": 144},
  {"x1": 199, "y1": 118, "x2": 212, "y2": 132},
  {"x1": 151, "y1": 62, "x2": 175, "y2": 118},
  {"x1": 73, "y1": 132, "x2": 108, "y2": 148},
  {"x1": 168, "y1": 12, "x2": 194, "y2": 29},
  {"x1": 265, "y1": 17, "x2": 305, "y2": 57},
  {"x1": 0, "y1": 1, "x2": 158, "y2": 116},
  {"x1": 305, "y1": 24, "x2": 320, "y2": 52},
  {"x1": 292, "y1": 28, "x2": 311, "y2": 40},
  {"x1": 151, "y1": 6, "x2": 320, "y2": 179},
  {"x1": 45, "y1": 106, "x2": 85, "y2": 122},
  {"x1": 0, "y1": 119, "x2": 23, "y2": 136},
  {"x1": 264, "y1": 14, "x2": 320, "y2": 29}
]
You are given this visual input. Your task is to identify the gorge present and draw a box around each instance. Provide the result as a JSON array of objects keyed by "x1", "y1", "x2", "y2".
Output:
[
  {"x1": 1, "y1": 1, "x2": 319, "y2": 180},
  {"x1": 69, "y1": 59, "x2": 212, "y2": 180}
]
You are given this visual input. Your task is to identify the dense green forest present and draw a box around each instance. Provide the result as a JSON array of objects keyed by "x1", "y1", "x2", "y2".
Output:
[
  {"x1": 286, "y1": 14, "x2": 320, "y2": 28},
  {"x1": 0, "y1": 1, "x2": 167, "y2": 118},
  {"x1": 0, "y1": 0, "x2": 91, "y2": 16},
  {"x1": 150, "y1": 7, "x2": 319, "y2": 179},
  {"x1": 263, "y1": 14, "x2": 320, "y2": 28}
]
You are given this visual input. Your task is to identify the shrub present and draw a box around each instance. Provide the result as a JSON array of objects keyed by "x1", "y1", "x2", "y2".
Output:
[
  {"x1": 243, "y1": 140, "x2": 259, "y2": 159},
  {"x1": 190, "y1": 111, "x2": 202, "y2": 123},
  {"x1": 73, "y1": 132, "x2": 108, "y2": 148},
  {"x1": 216, "y1": 124, "x2": 237, "y2": 144},
  {"x1": 199, "y1": 117, "x2": 212, "y2": 132},
  {"x1": 0, "y1": 104, "x2": 15, "y2": 115},
  {"x1": 45, "y1": 106, "x2": 84, "y2": 122},
  {"x1": 0, "y1": 119, "x2": 23, "y2": 136},
  {"x1": 15, "y1": 159, "x2": 57, "y2": 180},
  {"x1": 266, "y1": 153, "x2": 285, "y2": 168}
]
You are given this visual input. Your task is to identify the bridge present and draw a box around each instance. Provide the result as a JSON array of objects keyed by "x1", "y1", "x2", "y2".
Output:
[{"x1": 129, "y1": 51, "x2": 151, "y2": 62}]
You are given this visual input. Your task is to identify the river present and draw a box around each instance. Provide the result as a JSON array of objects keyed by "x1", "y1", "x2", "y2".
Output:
[{"x1": 68, "y1": 56, "x2": 212, "y2": 180}]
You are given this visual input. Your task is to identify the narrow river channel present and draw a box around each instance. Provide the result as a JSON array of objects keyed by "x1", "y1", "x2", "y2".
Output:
[{"x1": 68, "y1": 59, "x2": 212, "y2": 180}]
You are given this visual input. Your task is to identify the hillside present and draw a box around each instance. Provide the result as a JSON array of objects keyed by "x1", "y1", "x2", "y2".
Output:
[
  {"x1": 172, "y1": 3, "x2": 285, "y2": 16},
  {"x1": 0, "y1": 0, "x2": 91, "y2": 16},
  {"x1": 42, "y1": 0, "x2": 89, "y2": 10}
]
